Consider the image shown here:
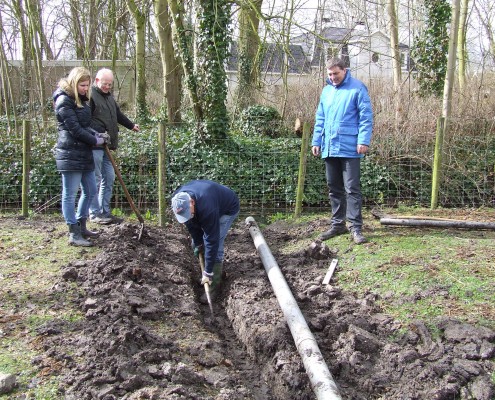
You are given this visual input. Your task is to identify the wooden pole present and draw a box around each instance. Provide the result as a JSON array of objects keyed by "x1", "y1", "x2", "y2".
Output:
[
  {"x1": 21, "y1": 120, "x2": 31, "y2": 217},
  {"x1": 294, "y1": 122, "x2": 310, "y2": 218},
  {"x1": 157, "y1": 121, "x2": 167, "y2": 227},
  {"x1": 380, "y1": 217, "x2": 495, "y2": 230},
  {"x1": 431, "y1": 117, "x2": 445, "y2": 209}
]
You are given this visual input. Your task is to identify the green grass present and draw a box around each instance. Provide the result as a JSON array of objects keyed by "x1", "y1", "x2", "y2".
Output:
[
  {"x1": 1, "y1": 207, "x2": 494, "y2": 398},
  {"x1": 280, "y1": 208, "x2": 495, "y2": 330},
  {"x1": 0, "y1": 215, "x2": 100, "y2": 399}
]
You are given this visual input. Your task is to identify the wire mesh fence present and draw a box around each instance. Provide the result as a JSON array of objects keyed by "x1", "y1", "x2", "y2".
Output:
[{"x1": 0, "y1": 117, "x2": 494, "y2": 218}]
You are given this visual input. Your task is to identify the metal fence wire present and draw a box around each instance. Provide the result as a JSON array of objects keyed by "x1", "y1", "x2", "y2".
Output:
[{"x1": 0, "y1": 118, "x2": 494, "y2": 217}]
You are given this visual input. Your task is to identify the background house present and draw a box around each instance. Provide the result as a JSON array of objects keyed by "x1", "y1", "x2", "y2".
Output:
[
  {"x1": 225, "y1": 42, "x2": 313, "y2": 106},
  {"x1": 294, "y1": 24, "x2": 412, "y2": 82},
  {"x1": 226, "y1": 24, "x2": 412, "y2": 104}
]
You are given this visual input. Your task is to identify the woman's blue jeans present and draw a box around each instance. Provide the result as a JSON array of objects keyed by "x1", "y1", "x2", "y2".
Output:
[
  {"x1": 61, "y1": 170, "x2": 97, "y2": 225},
  {"x1": 215, "y1": 211, "x2": 240, "y2": 263}
]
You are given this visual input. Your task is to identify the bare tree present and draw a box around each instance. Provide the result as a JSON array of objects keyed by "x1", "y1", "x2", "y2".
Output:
[
  {"x1": 153, "y1": 0, "x2": 182, "y2": 123},
  {"x1": 26, "y1": 0, "x2": 48, "y2": 128},
  {"x1": 457, "y1": 0, "x2": 469, "y2": 91},
  {"x1": 10, "y1": 0, "x2": 32, "y2": 106},
  {"x1": 387, "y1": 0, "x2": 402, "y2": 92},
  {"x1": 473, "y1": 0, "x2": 495, "y2": 65},
  {"x1": 69, "y1": 0, "x2": 86, "y2": 58},
  {"x1": 235, "y1": 0, "x2": 263, "y2": 111},
  {"x1": 169, "y1": 0, "x2": 203, "y2": 123},
  {"x1": 0, "y1": 11, "x2": 16, "y2": 131},
  {"x1": 126, "y1": 0, "x2": 150, "y2": 118}
]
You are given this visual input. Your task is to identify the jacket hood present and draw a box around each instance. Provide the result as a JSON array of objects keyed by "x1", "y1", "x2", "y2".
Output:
[
  {"x1": 53, "y1": 81, "x2": 89, "y2": 103},
  {"x1": 58, "y1": 78, "x2": 75, "y2": 97}
]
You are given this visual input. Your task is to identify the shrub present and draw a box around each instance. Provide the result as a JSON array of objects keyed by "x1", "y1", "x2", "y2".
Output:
[{"x1": 236, "y1": 105, "x2": 282, "y2": 138}]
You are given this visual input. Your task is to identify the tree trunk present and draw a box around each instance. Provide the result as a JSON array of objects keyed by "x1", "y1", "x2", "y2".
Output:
[
  {"x1": 0, "y1": 13, "x2": 15, "y2": 131},
  {"x1": 26, "y1": 0, "x2": 48, "y2": 128},
  {"x1": 87, "y1": 0, "x2": 99, "y2": 59},
  {"x1": 280, "y1": 1, "x2": 295, "y2": 120},
  {"x1": 195, "y1": 0, "x2": 230, "y2": 140},
  {"x1": 457, "y1": 0, "x2": 469, "y2": 91},
  {"x1": 235, "y1": 0, "x2": 262, "y2": 111},
  {"x1": 387, "y1": 0, "x2": 402, "y2": 92},
  {"x1": 11, "y1": 0, "x2": 32, "y2": 107},
  {"x1": 99, "y1": 0, "x2": 116, "y2": 59},
  {"x1": 432, "y1": 0, "x2": 461, "y2": 209},
  {"x1": 169, "y1": 0, "x2": 204, "y2": 125},
  {"x1": 442, "y1": 0, "x2": 461, "y2": 119},
  {"x1": 126, "y1": 0, "x2": 148, "y2": 118},
  {"x1": 69, "y1": 0, "x2": 86, "y2": 59},
  {"x1": 32, "y1": 2, "x2": 54, "y2": 60},
  {"x1": 153, "y1": 0, "x2": 182, "y2": 123}
]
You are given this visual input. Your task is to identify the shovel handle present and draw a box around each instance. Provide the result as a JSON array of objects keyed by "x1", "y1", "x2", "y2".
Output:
[
  {"x1": 103, "y1": 145, "x2": 144, "y2": 224},
  {"x1": 199, "y1": 252, "x2": 214, "y2": 314}
]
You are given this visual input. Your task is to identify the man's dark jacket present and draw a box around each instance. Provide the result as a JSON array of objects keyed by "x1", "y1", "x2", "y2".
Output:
[
  {"x1": 173, "y1": 180, "x2": 240, "y2": 273},
  {"x1": 90, "y1": 86, "x2": 135, "y2": 150}
]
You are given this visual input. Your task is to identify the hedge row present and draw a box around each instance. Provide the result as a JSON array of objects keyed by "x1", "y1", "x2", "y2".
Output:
[{"x1": 1, "y1": 121, "x2": 494, "y2": 212}]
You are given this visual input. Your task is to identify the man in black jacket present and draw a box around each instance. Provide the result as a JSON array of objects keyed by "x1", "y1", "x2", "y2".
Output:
[
  {"x1": 171, "y1": 180, "x2": 240, "y2": 302},
  {"x1": 89, "y1": 68, "x2": 140, "y2": 224}
]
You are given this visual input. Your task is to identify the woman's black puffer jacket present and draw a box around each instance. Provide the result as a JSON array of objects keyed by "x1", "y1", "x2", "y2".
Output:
[{"x1": 53, "y1": 80, "x2": 98, "y2": 172}]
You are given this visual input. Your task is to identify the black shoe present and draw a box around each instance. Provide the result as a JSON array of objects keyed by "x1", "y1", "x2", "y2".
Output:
[
  {"x1": 319, "y1": 225, "x2": 348, "y2": 240},
  {"x1": 89, "y1": 215, "x2": 113, "y2": 225},
  {"x1": 351, "y1": 230, "x2": 367, "y2": 244}
]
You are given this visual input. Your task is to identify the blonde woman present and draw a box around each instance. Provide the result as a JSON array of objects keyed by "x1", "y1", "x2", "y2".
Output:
[{"x1": 53, "y1": 67, "x2": 109, "y2": 246}]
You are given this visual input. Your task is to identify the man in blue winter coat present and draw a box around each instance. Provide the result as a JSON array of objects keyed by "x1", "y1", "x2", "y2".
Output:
[
  {"x1": 171, "y1": 180, "x2": 240, "y2": 301},
  {"x1": 311, "y1": 57, "x2": 373, "y2": 244}
]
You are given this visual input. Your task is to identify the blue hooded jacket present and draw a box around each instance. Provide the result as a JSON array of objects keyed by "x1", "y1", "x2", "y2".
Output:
[{"x1": 312, "y1": 69, "x2": 373, "y2": 158}]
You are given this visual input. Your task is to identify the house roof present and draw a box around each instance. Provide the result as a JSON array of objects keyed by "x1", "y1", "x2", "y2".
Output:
[
  {"x1": 292, "y1": 26, "x2": 353, "y2": 46},
  {"x1": 226, "y1": 41, "x2": 311, "y2": 74}
]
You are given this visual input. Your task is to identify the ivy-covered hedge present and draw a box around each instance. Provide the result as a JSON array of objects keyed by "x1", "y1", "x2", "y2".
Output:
[{"x1": 0, "y1": 121, "x2": 494, "y2": 212}]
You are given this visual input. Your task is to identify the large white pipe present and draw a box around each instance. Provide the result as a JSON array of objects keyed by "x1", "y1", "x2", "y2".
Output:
[{"x1": 245, "y1": 216, "x2": 342, "y2": 400}]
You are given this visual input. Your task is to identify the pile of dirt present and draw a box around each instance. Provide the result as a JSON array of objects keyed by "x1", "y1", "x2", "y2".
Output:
[{"x1": 34, "y1": 218, "x2": 494, "y2": 399}]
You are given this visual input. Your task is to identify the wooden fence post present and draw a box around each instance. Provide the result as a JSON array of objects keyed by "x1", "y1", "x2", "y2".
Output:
[
  {"x1": 157, "y1": 121, "x2": 167, "y2": 227},
  {"x1": 431, "y1": 116, "x2": 445, "y2": 209},
  {"x1": 22, "y1": 120, "x2": 31, "y2": 217},
  {"x1": 294, "y1": 122, "x2": 310, "y2": 218}
]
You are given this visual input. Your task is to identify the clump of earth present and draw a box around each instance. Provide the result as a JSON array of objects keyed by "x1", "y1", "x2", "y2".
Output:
[{"x1": 33, "y1": 218, "x2": 494, "y2": 399}]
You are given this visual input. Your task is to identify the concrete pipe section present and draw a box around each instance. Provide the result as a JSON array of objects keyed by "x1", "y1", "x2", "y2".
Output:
[{"x1": 245, "y1": 216, "x2": 342, "y2": 400}]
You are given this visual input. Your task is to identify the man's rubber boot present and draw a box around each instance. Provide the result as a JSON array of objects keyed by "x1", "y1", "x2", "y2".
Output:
[
  {"x1": 210, "y1": 262, "x2": 223, "y2": 300},
  {"x1": 78, "y1": 218, "x2": 99, "y2": 239},
  {"x1": 200, "y1": 262, "x2": 223, "y2": 303},
  {"x1": 68, "y1": 223, "x2": 93, "y2": 247}
]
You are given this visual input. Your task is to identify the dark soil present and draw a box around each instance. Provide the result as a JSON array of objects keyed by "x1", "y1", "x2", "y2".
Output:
[{"x1": 26, "y1": 218, "x2": 495, "y2": 399}]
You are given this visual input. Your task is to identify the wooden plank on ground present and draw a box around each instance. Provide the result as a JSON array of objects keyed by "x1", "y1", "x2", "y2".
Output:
[{"x1": 322, "y1": 259, "x2": 338, "y2": 285}]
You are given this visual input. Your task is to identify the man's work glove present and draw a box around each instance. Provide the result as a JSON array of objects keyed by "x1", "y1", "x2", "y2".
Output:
[
  {"x1": 191, "y1": 241, "x2": 204, "y2": 258},
  {"x1": 95, "y1": 137, "x2": 105, "y2": 146},
  {"x1": 201, "y1": 270, "x2": 213, "y2": 285},
  {"x1": 96, "y1": 131, "x2": 111, "y2": 145}
]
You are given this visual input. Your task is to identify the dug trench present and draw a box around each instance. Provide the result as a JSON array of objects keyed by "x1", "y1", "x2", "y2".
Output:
[{"x1": 33, "y1": 219, "x2": 494, "y2": 399}]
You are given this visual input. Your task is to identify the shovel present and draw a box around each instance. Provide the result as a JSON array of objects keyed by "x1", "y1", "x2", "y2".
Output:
[
  {"x1": 103, "y1": 144, "x2": 145, "y2": 240},
  {"x1": 198, "y1": 251, "x2": 214, "y2": 317}
]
